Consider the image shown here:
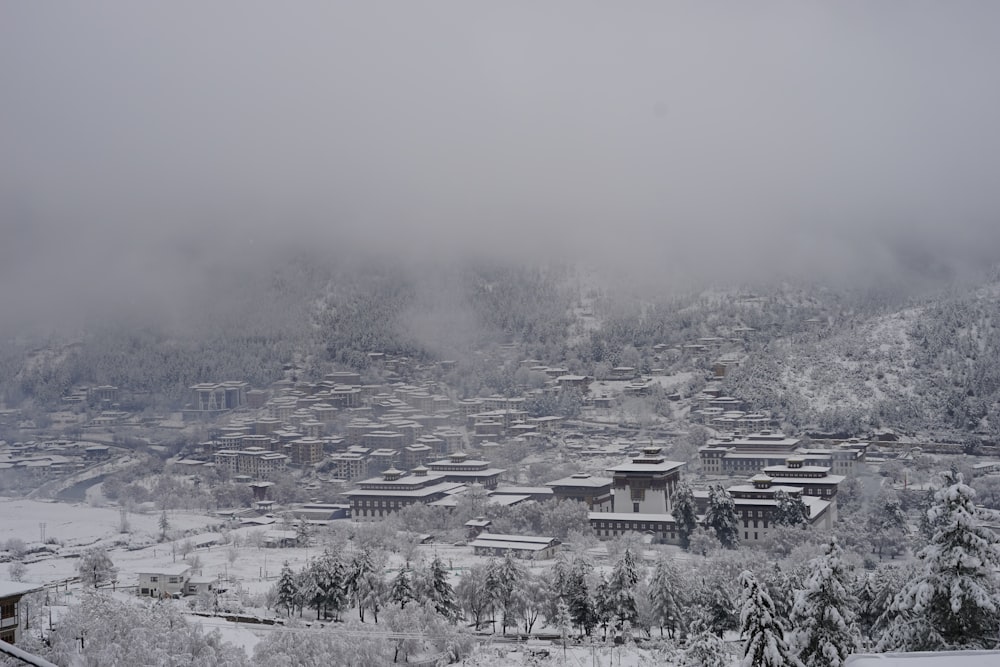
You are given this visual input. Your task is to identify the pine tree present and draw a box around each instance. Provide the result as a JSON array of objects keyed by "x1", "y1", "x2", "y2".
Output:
[
  {"x1": 158, "y1": 511, "x2": 170, "y2": 540},
  {"x1": 649, "y1": 555, "x2": 685, "y2": 638},
  {"x1": 705, "y1": 485, "x2": 740, "y2": 549},
  {"x1": 276, "y1": 562, "x2": 298, "y2": 617},
  {"x1": 671, "y1": 482, "x2": 699, "y2": 549},
  {"x1": 594, "y1": 574, "x2": 614, "y2": 641},
  {"x1": 295, "y1": 520, "x2": 311, "y2": 547},
  {"x1": 329, "y1": 549, "x2": 350, "y2": 620},
  {"x1": 880, "y1": 471, "x2": 1000, "y2": 651},
  {"x1": 607, "y1": 547, "x2": 640, "y2": 633},
  {"x1": 567, "y1": 558, "x2": 597, "y2": 637},
  {"x1": 789, "y1": 539, "x2": 859, "y2": 666},
  {"x1": 427, "y1": 554, "x2": 458, "y2": 621},
  {"x1": 739, "y1": 570, "x2": 801, "y2": 667},
  {"x1": 390, "y1": 563, "x2": 414, "y2": 608}
]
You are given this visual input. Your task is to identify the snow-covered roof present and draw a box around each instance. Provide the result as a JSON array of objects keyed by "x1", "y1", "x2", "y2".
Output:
[
  {"x1": 547, "y1": 473, "x2": 613, "y2": 488},
  {"x1": 137, "y1": 563, "x2": 192, "y2": 577},
  {"x1": 0, "y1": 580, "x2": 43, "y2": 598},
  {"x1": 607, "y1": 461, "x2": 684, "y2": 474}
]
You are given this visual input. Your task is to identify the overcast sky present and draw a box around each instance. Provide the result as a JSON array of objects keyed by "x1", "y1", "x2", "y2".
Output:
[{"x1": 3, "y1": 2, "x2": 1000, "y2": 328}]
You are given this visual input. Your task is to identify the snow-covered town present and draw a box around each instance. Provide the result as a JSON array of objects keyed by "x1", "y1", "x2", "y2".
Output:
[{"x1": 5, "y1": 3, "x2": 1000, "y2": 666}]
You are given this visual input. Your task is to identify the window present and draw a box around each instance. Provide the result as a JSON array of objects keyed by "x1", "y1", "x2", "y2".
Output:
[
  {"x1": 150, "y1": 576, "x2": 158, "y2": 583},
  {"x1": 633, "y1": 502, "x2": 640, "y2": 513},
  {"x1": 0, "y1": 602, "x2": 15, "y2": 619},
  {"x1": 168, "y1": 577, "x2": 179, "y2": 584}
]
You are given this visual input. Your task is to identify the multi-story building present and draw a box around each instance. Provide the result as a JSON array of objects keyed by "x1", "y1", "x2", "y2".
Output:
[
  {"x1": 546, "y1": 472, "x2": 614, "y2": 511},
  {"x1": 188, "y1": 381, "x2": 248, "y2": 413},
  {"x1": 700, "y1": 431, "x2": 866, "y2": 476},
  {"x1": 287, "y1": 437, "x2": 324, "y2": 466},
  {"x1": 608, "y1": 447, "x2": 685, "y2": 514},
  {"x1": 727, "y1": 472, "x2": 836, "y2": 542},
  {"x1": 331, "y1": 449, "x2": 368, "y2": 481},
  {"x1": 589, "y1": 447, "x2": 839, "y2": 544},
  {"x1": 0, "y1": 581, "x2": 42, "y2": 645},
  {"x1": 346, "y1": 467, "x2": 464, "y2": 520},
  {"x1": 213, "y1": 447, "x2": 288, "y2": 479},
  {"x1": 426, "y1": 452, "x2": 505, "y2": 489},
  {"x1": 138, "y1": 564, "x2": 192, "y2": 598}
]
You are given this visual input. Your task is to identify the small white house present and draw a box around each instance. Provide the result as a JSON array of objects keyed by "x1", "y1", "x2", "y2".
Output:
[{"x1": 138, "y1": 564, "x2": 192, "y2": 598}]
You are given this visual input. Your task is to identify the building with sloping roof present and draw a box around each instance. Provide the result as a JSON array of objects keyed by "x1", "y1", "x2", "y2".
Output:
[
  {"x1": 0, "y1": 581, "x2": 43, "y2": 645},
  {"x1": 470, "y1": 534, "x2": 559, "y2": 560},
  {"x1": 607, "y1": 447, "x2": 685, "y2": 514},
  {"x1": 346, "y1": 467, "x2": 464, "y2": 520}
]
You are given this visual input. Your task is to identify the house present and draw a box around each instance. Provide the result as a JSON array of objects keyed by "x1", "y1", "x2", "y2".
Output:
[
  {"x1": 185, "y1": 574, "x2": 219, "y2": 596},
  {"x1": 0, "y1": 580, "x2": 43, "y2": 645},
  {"x1": 465, "y1": 518, "x2": 492, "y2": 539},
  {"x1": 469, "y1": 533, "x2": 559, "y2": 560},
  {"x1": 138, "y1": 564, "x2": 192, "y2": 598}
]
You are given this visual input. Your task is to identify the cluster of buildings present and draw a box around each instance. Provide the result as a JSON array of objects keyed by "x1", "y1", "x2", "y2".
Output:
[
  {"x1": 587, "y1": 442, "x2": 843, "y2": 544},
  {"x1": 0, "y1": 440, "x2": 112, "y2": 479},
  {"x1": 181, "y1": 364, "x2": 584, "y2": 482},
  {"x1": 699, "y1": 431, "x2": 867, "y2": 476}
]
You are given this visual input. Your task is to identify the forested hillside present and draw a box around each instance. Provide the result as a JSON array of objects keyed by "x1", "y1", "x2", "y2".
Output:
[
  {"x1": 724, "y1": 278, "x2": 1000, "y2": 440},
  {"x1": 5, "y1": 254, "x2": 1000, "y2": 445}
]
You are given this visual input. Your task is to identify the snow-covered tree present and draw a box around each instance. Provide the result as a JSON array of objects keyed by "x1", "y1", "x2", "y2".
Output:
[
  {"x1": 607, "y1": 547, "x2": 641, "y2": 632},
  {"x1": 705, "y1": 485, "x2": 740, "y2": 549},
  {"x1": 772, "y1": 490, "x2": 809, "y2": 527},
  {"x1": 427, "y1": 554, "x2": 458, "y2": 621},
  {"x1": 542, "y1": 553, "x2": 572, "y2": 624},
  {"x1": 866, "y1": 488, "x2": 908, "y2": 560},
  {"x1": 483, "y1": 552, "x2": 524, "y2": 634},
  {"x1": 158, "y1": 510, "x2": 170, "y2": 540},
  {"x1": 294, "y1": 520, "x2": 311, "y2": 547},
  {"x1": 683, "y1": 621, "x2": 735, "y2": 667},
  {"x1": 389, "y1": 563, "x2": 414, "y2": 608},
  {"x1": 456, "y1": 563, "x2": 491, "y2": 630},
  {"x1": 43, "y1": 591, "x2": 249, "y2": 667},
  {"x1": 567, "y1": 557, "x2": 597, "y2": 637},
  {"x1": 789, "y1": 539, "x2": 859, "y2": 666},
  {"x1": 880, "y1": 471, "x2": 1000, "y2": 651},
  {"x1": 649, "y1": 555, "x2": 686, "y2": 637},
  {"x1": 77, "y1": 547, "x2": 117, "y2": 589},
  {"x1": 739, "y1": 570, "x2": 801, "y2": 667},
  {"x1": 275, "y1": 562, "x2": 298, "y2": 617},
  {"x1": 555, "y1": 597, "x2": 572, "y2": 661},
  {"x1": 688, "y1": 526, "x2": 722, "y2": 557},
  {"x1": 671, "y1": 482, "x2": 699, "y2": 549}
]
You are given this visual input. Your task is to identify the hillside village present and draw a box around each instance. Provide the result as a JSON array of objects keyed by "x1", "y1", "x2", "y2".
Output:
[{"x1": 5, "y1": 296, "x2": 1000, "y2": 665}]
